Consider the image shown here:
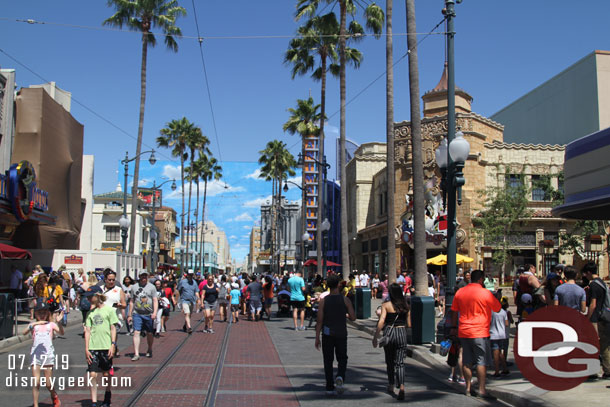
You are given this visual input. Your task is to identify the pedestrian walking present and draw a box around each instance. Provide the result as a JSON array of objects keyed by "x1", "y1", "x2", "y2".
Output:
[
  {"x1": 372, "y1": 283, "x2": 411, "y2": 400},
  {"x1": 176, "y1": 270, "x2": 200, "y2": 334},
  {"x1": 128, "y1": 272, "x2": 157, "y2": 361},
  {"x1": 121, "y1": 276, "x2": 135, "y2": 334},
  {"x1": 553, "y1": 266, "x2": 586, "y2": 312},
  {"x1": 582, "y1": 262, "x2": 610, "y2": 380},
  {"x1": 23, "y1": 305, "x2": 64, "y2": 407},
  {"x1": 200, "y1": 274, "x2": 219, "y2": 333},
  {"x1": 101, "y1": 270, "x2": 126, "y2": 354},
  {"x1": 217, "y1": 275, "x2": 231, "y2": 322},
  {"x1": 314, "y1": 275, "x2": 356, "y2": 396},
  {"x1": 247, "y1": 275, "x2": 263, "y2": 321},
  {"x1": 288, "y1": 271, "x2": 306, "y2": 331},
  {"x1": 450, "y1": 269, "x2": 500, "y2": 399},
  {"x1": 229, "y1": 283, "x2": 241, "y2": 323},
  {"x1": 85, "y1": 292, "x2": 118, "y2": 407}
]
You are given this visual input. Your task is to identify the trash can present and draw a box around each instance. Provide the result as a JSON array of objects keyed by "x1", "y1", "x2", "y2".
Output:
[
  {"x1": 0, "y1": 293, "x2": 15, "y2": 339},
  {"x1": 355, "y1": 287, "x2": 371, "y2": 319},
  {"x1": 410, "y1": 295, "x2": 435, "y2": 344}
]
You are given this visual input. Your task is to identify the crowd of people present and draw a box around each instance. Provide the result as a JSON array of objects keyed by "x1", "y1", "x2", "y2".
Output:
[{"x1": 12, "y1": 260, "x2": 610, "y2": 405}]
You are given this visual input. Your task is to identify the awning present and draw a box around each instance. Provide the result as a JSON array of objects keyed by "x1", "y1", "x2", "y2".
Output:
[
  {"x1": 303, "y1": 259, "x2": 342, "y2": 267},
  {"x1": 553, "y1": 126, "x2": 610, "y2": 220},
  {"x1": 0, "y1": 243, "x2": 32, "y2": 259}
]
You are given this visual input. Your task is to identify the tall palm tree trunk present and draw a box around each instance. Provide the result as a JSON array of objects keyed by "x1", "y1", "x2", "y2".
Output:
[
  {"x1": 316, "y1": 55, "x2": 328, "y2": 277},
  {"x1": 186, "y1": 159, "x2": 194, "y2": 270},
  {"x1": 180, "y1": 155, "x2": 185, "y2": 271},
  {"x1": 406, "y1": 0, "x2": 427, "y2": 296},
  {"x1": 200, "y1": 179, "x2": 208, "y2": 274},
  {"x1": 386, "y1": 0, "x2": 397, "y2": 283},
  {"x1": 129, "y1": 32, "x2": 149, "y2": 254},
  {"x1": 194, "y1": 178, "x2": 200, "y2": 272},
  {"x1": 339, "y1": 1, "x2": 349, "y2": 280}
]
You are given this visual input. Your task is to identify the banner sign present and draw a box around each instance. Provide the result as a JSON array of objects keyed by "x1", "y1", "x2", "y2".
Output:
[
  {"x1": 137, "y1": 188, "x2": 162, "y2": 207},
  {"x1": 0, "y1": 160, "x2": 49, "y2": 222}
]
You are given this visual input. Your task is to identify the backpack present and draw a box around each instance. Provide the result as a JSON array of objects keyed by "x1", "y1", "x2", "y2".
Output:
[
  {"x1": 79, "y1": 287, "x2": 93, "y2": 311},
  {"x1": 591, "y1": 279, "x2": 610, "y2": 323}
]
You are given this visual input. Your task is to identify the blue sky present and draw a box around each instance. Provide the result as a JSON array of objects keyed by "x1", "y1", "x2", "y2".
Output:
[{"x1": 2, "y1": 1, "x2": 610, "y2": 260}]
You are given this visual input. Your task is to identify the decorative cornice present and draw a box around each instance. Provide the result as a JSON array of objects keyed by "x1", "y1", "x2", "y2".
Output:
[{"x1": 484, "y1": 141, "x2": 565, "y2": 151}]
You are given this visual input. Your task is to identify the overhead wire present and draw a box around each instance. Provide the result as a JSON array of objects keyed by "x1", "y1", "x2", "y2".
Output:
[{"x1": 0, "y1": 47, "x2": 178, "y2": 163}]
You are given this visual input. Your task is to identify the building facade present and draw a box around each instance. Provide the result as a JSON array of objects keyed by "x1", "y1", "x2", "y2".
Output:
[
  {"x1": 492, "y1": 50, "x2": 610, "y2": 145},
  {"x1": 258, "y1": 199, "x2": 300, "y2": 273}
]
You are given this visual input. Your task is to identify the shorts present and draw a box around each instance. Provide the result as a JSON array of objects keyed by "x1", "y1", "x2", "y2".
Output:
[
  {"x1": 291, "y1": 300, "x2": 306, "y2": 310},
  {"x1": 87, "y1": 349, "x2": 113, "y2": 372},
  {"x1": 181, "y1": 301, "x2": 194, "y2": 314},
  {"x1": 162, "y1": 308, "x2": 170, "y2": 317},
  {"x1": 460, "y1": 337, "x2": 492, "y2": 367},
  {"x1": 231, "y1": 304, "x2": 240, "y2": 312},
  {"x1": 250, "y1": 300, "x2": 262, "y2": 313},
  {"x1": 132, "y1": 313, "x2": 154, "y2": 333},
  {"x1": 31, "y1": 352, "x2": 54, "y2": 368},
  {"x1": 491, "y1": 338, "x2": 509, "y2": 352},
  {"x1": 218, "y1": 298, "x2": 228, "y2": 306},
  {"x1": 264, "y1": 298, "x2": 273, "y2": 307},
  {"x1": 204, "y1": 301, "x2": 218, "y2": 311}
]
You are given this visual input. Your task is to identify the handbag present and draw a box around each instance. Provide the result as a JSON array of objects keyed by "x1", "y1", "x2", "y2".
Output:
[{"x1": 378, "y1": 316, "x2": 397, "y2": 347}]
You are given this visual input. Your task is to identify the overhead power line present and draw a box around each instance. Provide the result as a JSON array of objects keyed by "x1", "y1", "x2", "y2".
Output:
[{"x1": 0, "y1": 47, "x2": 177, "y2": 163}]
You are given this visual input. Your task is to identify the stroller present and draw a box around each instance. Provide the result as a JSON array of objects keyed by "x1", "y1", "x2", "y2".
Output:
[{"x1": 277, "y1": 290, "x2": 291, "y2": 317}]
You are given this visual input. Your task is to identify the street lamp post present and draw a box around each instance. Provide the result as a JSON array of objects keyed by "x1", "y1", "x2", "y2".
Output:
[
  {"x1": 302, "y1": 232, "x2": 311, "y2": 273},
  {"x1": 434, "y1": 0, "x2": 468, "y2": 320},
  {"x1": 120, "y1": 149, "x2": 157, "y2": 253},
  {"x1": 321, "y1": 218, "x2": 331, "y2": 278},
  {"x1": 148, "y1": 178, "x2": 176, "y2": 274}
]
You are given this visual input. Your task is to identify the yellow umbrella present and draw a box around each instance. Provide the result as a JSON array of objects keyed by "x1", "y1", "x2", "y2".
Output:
[
  {"x1": 456, "y1": 253, "x2": 474, "y2": 264},
  {"x1": 426, "y1": 254, "x2": 447, "y2": 265},
  {"x1": 426, "y1": 253, "x2": 474, "y2": 265}
]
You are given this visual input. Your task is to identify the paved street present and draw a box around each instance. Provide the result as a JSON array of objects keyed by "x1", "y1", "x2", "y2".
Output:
[{"x1": 0, "y1": 308, "x2": 508, "y2": 407}]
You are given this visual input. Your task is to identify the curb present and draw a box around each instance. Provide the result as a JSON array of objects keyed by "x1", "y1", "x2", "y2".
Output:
[
  {"x1": 0, "y1": 313, "x2": 83, "y2": 353},
  {"x1": 348, "y1": 319, "x2": 555, "y2": 407}
]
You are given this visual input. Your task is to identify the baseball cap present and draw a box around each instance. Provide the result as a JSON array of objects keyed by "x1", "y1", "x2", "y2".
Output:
[
  {"x1": 232, "y1": 282, "x2": 239, "y2": 289},
  {"x1": 521, "y1": 293, "x2": 533, "y2": 303},
  {"x1": 82, "y1": 285, "x2": 103, "y2": 297},
  {"x1": 187, "y1": 269, "x2": 195, "y2": 275},
  {"x1": 546, "y1": 272, "x2": 560, "y2": 281},
  {"x1": 138, "y1": 271, "x2": 149, "y2": 277}
]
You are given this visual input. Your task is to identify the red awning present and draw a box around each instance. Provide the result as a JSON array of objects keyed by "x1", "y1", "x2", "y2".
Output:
[
  {"x1": 0, "y1": 243, "x2": 32, "y2": 259},
  {"x1": 303, "y1": 259, "x2": 341, "y2": 267}
]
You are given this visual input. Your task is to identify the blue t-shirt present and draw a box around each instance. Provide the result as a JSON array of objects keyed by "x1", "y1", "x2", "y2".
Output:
[
  {"x1": 554, "y1": 283, "x2": 586, "y2": 310},
  {"x1": 288, "y1": 276, "x2": 305, "y2": 301},
  {"x1": 230, "y1": 289, "x2": 241, "y2": 305},
  {"x1": 177, "y1": 278, "x2": 198, "y2": 304}
]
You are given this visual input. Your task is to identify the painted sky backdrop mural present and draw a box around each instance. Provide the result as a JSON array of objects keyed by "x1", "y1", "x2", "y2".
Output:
[{"x1": 118, "y1": 160, "x2": 303, "y2": 263}]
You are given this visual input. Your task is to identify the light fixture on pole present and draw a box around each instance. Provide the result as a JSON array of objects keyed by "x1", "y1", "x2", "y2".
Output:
[{"x1": 120, "y1": 149, "x2": 157, "y2": 253}]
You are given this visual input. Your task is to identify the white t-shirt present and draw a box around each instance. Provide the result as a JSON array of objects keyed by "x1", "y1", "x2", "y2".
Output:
[{"x1": 359, "y1": 273, "x2": 370, "y2": 288}]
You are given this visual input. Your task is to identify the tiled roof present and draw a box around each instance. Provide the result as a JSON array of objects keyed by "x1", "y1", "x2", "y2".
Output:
[{"x1": 531, "y1": 209, "x2": 554, "y2": 218}]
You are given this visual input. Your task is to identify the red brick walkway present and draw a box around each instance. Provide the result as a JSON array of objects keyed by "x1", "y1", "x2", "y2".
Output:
[{"x1": 40, "y1": 312, "x2": 300, "y2": 406}]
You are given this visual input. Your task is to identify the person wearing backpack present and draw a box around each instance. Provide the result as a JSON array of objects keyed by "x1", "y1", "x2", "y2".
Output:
[{"x1": 582, "y1": 262, "x2": 610, "y2": 380}]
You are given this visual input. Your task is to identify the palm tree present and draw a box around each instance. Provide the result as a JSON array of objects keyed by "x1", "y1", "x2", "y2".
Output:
[
  {"x1": 406, "y1": 0, "x2": 427, "y2": 295},
  {"x1": 184, "y1": 128, "x2": 210, "y2": 270},
  {"x1": 198, "y1": 154, "x2": 222, "y2": 274},
  {"x1": 259, "y1": 141, "x2": 297, "y2": 274},
  {"x1": 297, "y1": 0, "x2": 384, "y2": 279},
  {"x1": 157, "y1": 117, "x2": 196, "y2": 269},
  {"x1": 385, "y1": 0, "x2": 396, "y2": 283},
  {"x1": 104, "y1": 0, "x2": 186, "y2": 254},
  {"x1": 282, "y1": 97, "x2": 321, "y2": 273}
]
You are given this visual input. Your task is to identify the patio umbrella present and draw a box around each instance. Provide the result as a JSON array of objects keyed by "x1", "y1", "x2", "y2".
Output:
[{"x1": 426, "y1": 253, "x2": 474, "y2": 266}]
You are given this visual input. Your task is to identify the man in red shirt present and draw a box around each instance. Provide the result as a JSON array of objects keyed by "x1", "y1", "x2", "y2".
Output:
[{"x1": 450, "y1": 269, "x2": 501, "y2": 399}]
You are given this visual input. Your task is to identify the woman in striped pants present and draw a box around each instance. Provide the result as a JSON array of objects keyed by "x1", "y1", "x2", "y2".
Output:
[{"x1": 372, "y1": 283, "x2": 411, "y2": 400}]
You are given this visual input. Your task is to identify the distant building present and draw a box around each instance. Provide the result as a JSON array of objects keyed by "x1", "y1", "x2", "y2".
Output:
[
  {"x1": 259, "y1": 199, "x2": 300, "y2": 273},
  {"x1": 491, "y1": 50, "x2": 610, "y2": 145},
  {"x1": 154, "y1": 206, "x2": 178, "y2": 269},
  {"x1": 248, "y1": 226, "x2": 261, "y2": 274},
  {"x1": 0, "y1": 69, "x2": 16, "y2": 173}
]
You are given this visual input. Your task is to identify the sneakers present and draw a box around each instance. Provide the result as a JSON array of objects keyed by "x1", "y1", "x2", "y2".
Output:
[
  {"x1": 298, "y1": 326, "x2": 306, "y2": 331},
  {"x1": 294, "y1": 327, "x2": 299, "y2": 331},
  {"x1": 182, "y1": 324, "x2": 187, "y2": 332},
  {"x1": 457, "y1": 377, "x2": 466, "y2": 385},
  {"x1": 208, "y1": 328, "x2": 215, "y2": 334},
  {"x1": 447, "y1": 376, "x2": 455, "y2": 382},
  {"x1": 145, "y1": 350, "x2": 153, "y2": 358},
  {"x1": 131, "y1": 354, "x2": 140, "y2": 361},
  {"x1": 187, "y1": 327, "x2": 193, "y2": 334},
  {"x1": 335, "y1": 376, "x2": 344, "y2": 395}
]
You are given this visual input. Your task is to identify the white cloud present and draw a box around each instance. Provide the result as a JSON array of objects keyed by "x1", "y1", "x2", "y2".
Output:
[
  {"x1": 243, "y1": 195, "x2": 272, "y2": 208},
  {"x1": 162, "y1": 164, "x2": 181, "y2": 180},
  {"x1": 243, "y1": 225, "x2": 251, "y2": 230},
  {"x1": 229, "y1": 235, "x2": 237, "y2": 240},
  {"x1": 138, "y1": 178, "x2": 152, "y2": 187},
  {"x1": 164, "y1": 179, "x2": 244, "y2": 200},
  {"x1": 245, "y1": 168, "x2": 263, "y2": 180},
  {"x1": 284, "y1": 175, "x2": 302, "y2": 190},
  {"x1": 233, "y1": 212, "x2": 253, "y2": 222}
]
